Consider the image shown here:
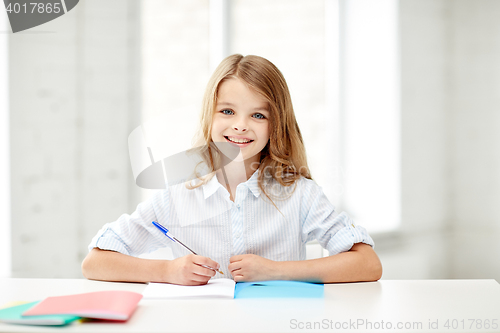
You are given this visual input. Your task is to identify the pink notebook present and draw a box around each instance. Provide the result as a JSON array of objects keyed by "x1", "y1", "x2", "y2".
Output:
[{"x1": 22, "y1": 291, "x2": 143, "y2": 321}]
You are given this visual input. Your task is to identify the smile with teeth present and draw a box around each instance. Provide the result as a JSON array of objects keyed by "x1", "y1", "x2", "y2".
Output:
[{"x1": 225, "y1": 136, "x2": 253, "y2": 144}]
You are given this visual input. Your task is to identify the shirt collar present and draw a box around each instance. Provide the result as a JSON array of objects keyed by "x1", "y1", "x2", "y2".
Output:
[
  {"x1": 246, "y1": 169, "x2": 262, "y2": 198},
  {"x1": 202, "y1": 169, "x2": 262, "y2": 199},
  {"x1": 202, "y1": 174, "x2": 223, "y2": 199}
]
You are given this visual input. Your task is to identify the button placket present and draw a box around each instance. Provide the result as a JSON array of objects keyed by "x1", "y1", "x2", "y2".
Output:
[
  {"x1": 230, "y1": 201, "x2": 244, "y2": 254},
  {"x1": 231, "y1": 185, "x2": 247, "y2": 254}
]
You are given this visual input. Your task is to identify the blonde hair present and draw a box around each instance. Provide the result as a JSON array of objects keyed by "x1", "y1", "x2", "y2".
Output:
[{"x1": 191, "y1": 54, "x2": 311, "y2": 199}]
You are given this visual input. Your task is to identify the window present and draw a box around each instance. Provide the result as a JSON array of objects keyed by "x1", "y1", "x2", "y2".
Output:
[
  {"x1": 341, "y1": 0, "x2": 400, "y2": 232},
  {"x1": 139, "y1": 0, "x2": 400, "y2": 234}
]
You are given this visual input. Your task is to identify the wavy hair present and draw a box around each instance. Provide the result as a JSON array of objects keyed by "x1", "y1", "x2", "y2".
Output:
[{"x1": 190, "y1": 54, "x2": 311, "y2": 199}]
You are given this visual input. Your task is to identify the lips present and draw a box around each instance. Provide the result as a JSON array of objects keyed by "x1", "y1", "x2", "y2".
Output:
[{"x1": 224, "y1": 136, "x2": 254, "y2": 144}]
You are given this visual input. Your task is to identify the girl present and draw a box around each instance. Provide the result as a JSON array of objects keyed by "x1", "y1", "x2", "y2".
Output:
[{"x1": 82, "y1": 54, "x2": 382, "y2": 285}]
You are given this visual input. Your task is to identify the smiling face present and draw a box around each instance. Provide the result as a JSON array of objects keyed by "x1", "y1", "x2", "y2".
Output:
[{"x1": 211, "y1": 77, "x2": 270, "y2": 166}]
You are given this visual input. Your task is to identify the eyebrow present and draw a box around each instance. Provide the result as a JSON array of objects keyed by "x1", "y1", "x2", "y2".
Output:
[{"x1": 217, "y1": 102, "x2": 270, "y2": 113}]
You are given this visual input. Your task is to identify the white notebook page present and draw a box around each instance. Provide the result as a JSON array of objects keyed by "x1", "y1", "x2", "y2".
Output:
[{"x1": 143, "y1": 278, "x2": 235, "y2": 299}]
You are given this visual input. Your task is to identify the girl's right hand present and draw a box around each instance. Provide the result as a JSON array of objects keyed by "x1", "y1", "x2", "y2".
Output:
[{"x1": 165, "y1": 254, "x2": 220, "y2": 286}]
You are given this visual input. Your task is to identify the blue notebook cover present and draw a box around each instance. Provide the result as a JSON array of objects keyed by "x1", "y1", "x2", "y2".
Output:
[
  {"x1": 0, "y1": 301, "x2": 81, "y2": 326},
  {"x1": 234, "y1": 280, "x2": 324, "y2": 298}
]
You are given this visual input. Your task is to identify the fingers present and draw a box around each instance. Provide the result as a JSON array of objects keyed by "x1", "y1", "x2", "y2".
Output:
[
  {"x1": 178, "y1": 270, "x2": 212, "y2": 286},
  {"x1": 188, "y1": 272, "x2": 213, "y2": 285},
  {"x1": 191, "y1": 255, "x2": 220, "y2": 272},
  {"x1": 228, "y1": 254, "x2": 250, "y2": 276},
  {"x1": 228, "y1": 260, "x2": 242, "y2": 273},
  {"x1": 229, "y1": 254, "x2": 246, "y2": 263},
  {"x1": 230, "y1": 269, "x2": 245, "y2": 282},
  {"x1": 228, "y1": 254, "x2": 272, "y2": 282},
  {"x1": 185, "y1": 255, "x2": 219, "y2": 284},
  {"x1": 228, "y1": 266, "x2": 242, "y2": 277},
  {"x1": 228, "y1": 257, "x2": 245, "y2": 281},
  {"x1": 191, "y1": 263, "x2": 217, "y2": 278},
  {"x1": 170, "y1": 254, "x2": 221, "y2": 285},
  {"x1": 233, "y1": 274, "x2": 245, "y2": 282}
]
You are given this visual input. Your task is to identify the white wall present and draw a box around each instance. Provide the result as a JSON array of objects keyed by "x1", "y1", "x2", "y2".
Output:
[
  {"x1": 378, "y1": 0, "x2": 500, "y2": 281},
  {"x1": 448, "y1": 0, "x2": 500, "y2": 279},
  {"x1": 376, "y1": 0, "x2": 451, "y2": 280},
  {"x1": 9, "y1": 0, "x2": 141, "y2": 278},
  {"x1": 0, "y1": 6, "x2": 11, "y2": 278}
]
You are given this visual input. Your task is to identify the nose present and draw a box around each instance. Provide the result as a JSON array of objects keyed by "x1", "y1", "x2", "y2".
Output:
[{"x1": 233, "y1": 116, "x2": 248, "y2": 132}]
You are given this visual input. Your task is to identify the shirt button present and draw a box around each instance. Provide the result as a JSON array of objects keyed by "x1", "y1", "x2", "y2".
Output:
[
  {"x1": 235, "y1": 232, "x2": 241, "y2": 238},
  {"x1": 236, "y1": 204, "x2": 240, "y2": 208}
]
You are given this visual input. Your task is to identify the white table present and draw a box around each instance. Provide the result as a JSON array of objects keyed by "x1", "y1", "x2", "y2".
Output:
[{"x1": 0, "y1": 278, "x2": 499, "y2": 332}]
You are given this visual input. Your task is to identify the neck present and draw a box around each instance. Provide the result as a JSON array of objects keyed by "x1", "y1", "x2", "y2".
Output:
[{"x1": 215, "y1": 154, "x2": 260, "y2": 200}]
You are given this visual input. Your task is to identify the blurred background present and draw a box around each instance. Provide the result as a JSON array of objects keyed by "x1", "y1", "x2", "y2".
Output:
[{"x1": 0, "y1": 0, "x2": 499, "y2": 281}]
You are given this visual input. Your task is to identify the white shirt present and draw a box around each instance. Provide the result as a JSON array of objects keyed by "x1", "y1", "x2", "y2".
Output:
[{"x1": 88, "y1": 170, "x2": 375, "y2": 277}]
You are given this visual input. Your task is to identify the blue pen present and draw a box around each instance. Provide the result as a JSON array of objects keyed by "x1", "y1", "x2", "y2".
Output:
[{"x1": 151, "y1": 221, "x2": 223, "y2": 275}]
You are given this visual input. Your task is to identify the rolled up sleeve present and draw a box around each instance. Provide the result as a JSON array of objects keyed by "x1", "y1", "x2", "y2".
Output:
[
  {"x1": 89, "y1": 223, "x2": 133, "y2": 255},
  {"x1": 324, "y1": 212, "x2": 374, "y2": 255},
  {"x1": 87, "y1": 189, "x2": 170, "y2": 256}
]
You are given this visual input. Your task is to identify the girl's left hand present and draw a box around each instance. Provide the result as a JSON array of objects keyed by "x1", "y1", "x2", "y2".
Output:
[{"x1": 228, "y1": 254, "x2": 278, "y2": 282}]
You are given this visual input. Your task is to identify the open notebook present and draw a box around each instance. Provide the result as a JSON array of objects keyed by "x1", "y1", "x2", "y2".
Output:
[
  {"x1": 143, "y1": 278, "x2": 236, "y2": 298},
  {"x1": 143, "y1": 278, "x2": 324, "y2": 299}
]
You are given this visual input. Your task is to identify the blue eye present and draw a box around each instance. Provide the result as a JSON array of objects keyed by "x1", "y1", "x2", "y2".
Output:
[
  {"x1": 221, "y1": 109, "x2": 234, "y2": 115},
  {"x1": 253, "y1": 113, "x2": 266, "y2": 119}
]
